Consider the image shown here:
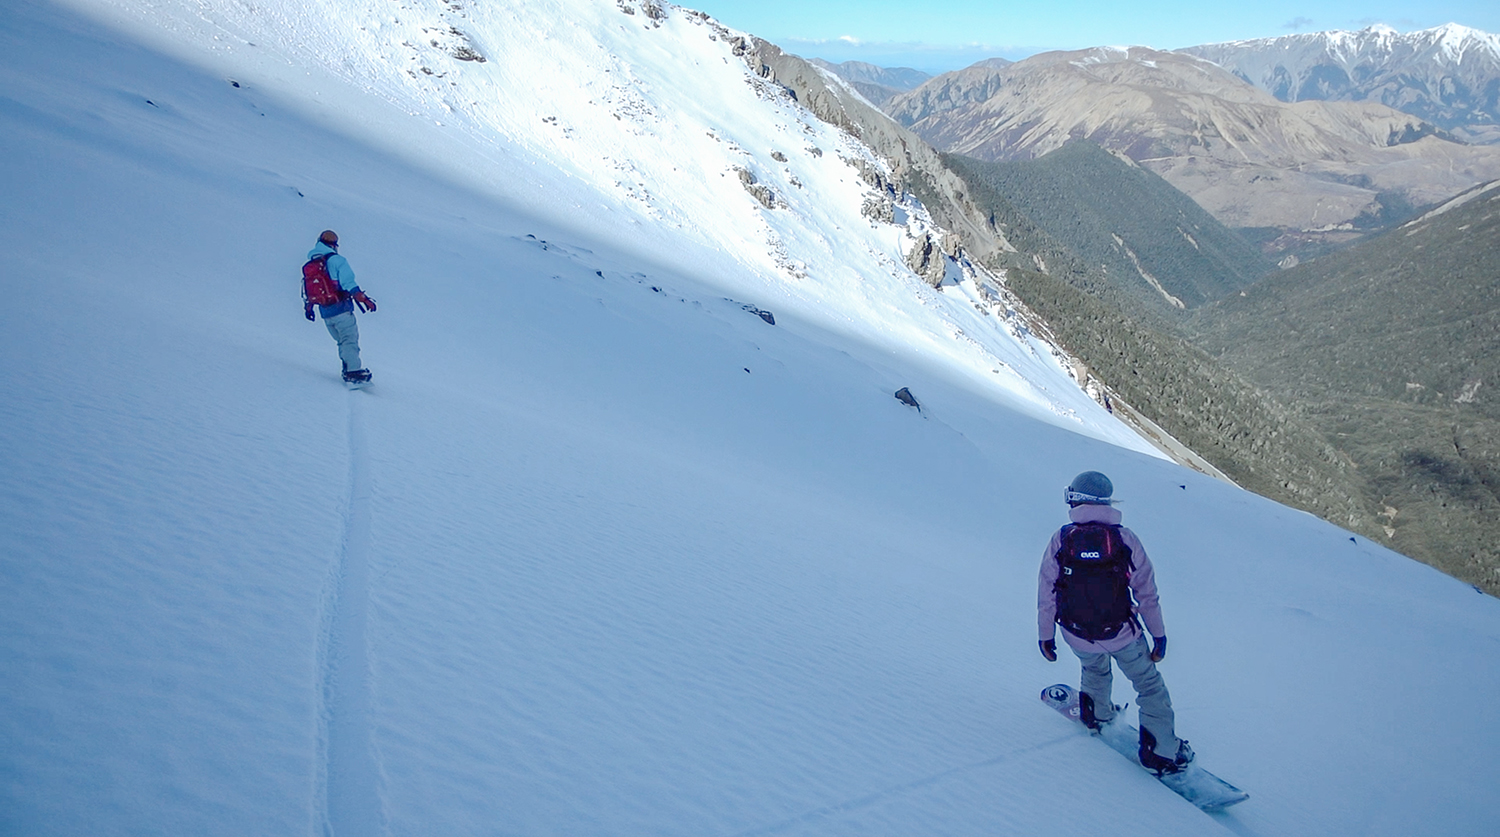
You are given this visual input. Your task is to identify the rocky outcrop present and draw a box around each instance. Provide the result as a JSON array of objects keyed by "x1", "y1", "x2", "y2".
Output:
[
  {"x1": 904, "y1": 232, "x2": 966, "y2": 288},
  {"x1": 727, "y1": 36, "x2": 1018, "y2": 265},
  {"x1": 741, "y1": 304, "x2": 776, "y2": 325},
  {"x1": 735, "y1": 167, "x2": 780, "y2": 210}
]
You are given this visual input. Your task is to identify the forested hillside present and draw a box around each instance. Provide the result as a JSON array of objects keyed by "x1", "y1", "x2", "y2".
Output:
[
  {"x1": 1190, "y1": 183, "x2": 1500, "y2": 592},
  {"x1": 945, "y1": 155, "x2": 1376, "y2": 535},
  {"x1": 945, "y1": 143, "x2": 1275, "y2": 322}
]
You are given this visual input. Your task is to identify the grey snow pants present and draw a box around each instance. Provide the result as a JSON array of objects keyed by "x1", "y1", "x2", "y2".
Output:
[
  {"x1": 323, "y1": 311, "x2": 362, "y2": 373},
  {"x1": 1075, "y1": 633, "x2": 1180, "y2": 757}
]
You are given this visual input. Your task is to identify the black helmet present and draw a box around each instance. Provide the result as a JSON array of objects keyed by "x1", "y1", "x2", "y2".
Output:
[{"x1": 1065, "y1": 471, "x2": 1114, "y2": 506}]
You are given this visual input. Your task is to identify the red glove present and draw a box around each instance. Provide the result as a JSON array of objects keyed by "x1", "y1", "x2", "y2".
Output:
[
  {"x1": 304, "y1": 302, "x2": 316, "y2": 321},
  {"x1": 1039, "y1": 639, "x2": 1057, "y2": 662},
  {"x1": 353, "y1": 291, "x2": 376, "y2": 313}
]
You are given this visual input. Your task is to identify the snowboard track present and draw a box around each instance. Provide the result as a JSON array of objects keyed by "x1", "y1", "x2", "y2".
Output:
[{"x1": 315, "y1": 391, "x2": 383, "y2": 836}]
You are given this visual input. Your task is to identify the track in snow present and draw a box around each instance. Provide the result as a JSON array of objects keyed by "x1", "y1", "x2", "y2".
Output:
[{"x1": 317, "y1": 391, "x2": 383, "y2": 835}]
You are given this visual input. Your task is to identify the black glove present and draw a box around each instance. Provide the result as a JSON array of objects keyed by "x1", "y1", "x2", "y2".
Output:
[
  {"x1": 1039, "y1": 639, "x2": 1057, "y2": 662},
  {"x1": 304, "y1": 302, "x2": 316, "y2": 321},
  {"x1": 1150, "y1": 635, "x2": 1167, "y2": 663}
]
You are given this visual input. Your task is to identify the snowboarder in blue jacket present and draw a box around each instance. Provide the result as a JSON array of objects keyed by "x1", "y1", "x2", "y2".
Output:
[{"x1": 303, "y1": 230, "x2": 377, "y2": 384}]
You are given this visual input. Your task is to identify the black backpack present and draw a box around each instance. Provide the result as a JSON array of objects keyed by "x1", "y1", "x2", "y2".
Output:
[{"x1": 1053, "y1": 522, "x2": 1137, "y2": 641}]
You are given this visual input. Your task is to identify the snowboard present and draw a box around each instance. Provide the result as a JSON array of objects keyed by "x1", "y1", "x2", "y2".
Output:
[{"x1": 1041, "y1": 683, "x2": 1248, "y2": 811}]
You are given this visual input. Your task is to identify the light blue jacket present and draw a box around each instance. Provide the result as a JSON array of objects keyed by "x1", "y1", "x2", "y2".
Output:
[{"x1": 307, "y1": 241, "x2": 361, "y2": 319}]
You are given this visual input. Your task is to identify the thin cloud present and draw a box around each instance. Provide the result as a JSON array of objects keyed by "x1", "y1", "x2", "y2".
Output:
[
  {"x1": 777, "y1": 38, "x2": 1049, "y2": 73},
  {"x1": 1355, "y1": 16, "x2": 1417, "y2": 29},
  {"x1": 782, "y1": 37, "x2": 1036, "y2": 56},
  {"x1": 1282, "y1": 16, "x2": 1315, "y2": 30}
]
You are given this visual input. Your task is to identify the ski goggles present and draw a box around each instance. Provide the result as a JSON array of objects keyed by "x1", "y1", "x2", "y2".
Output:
[{"x1": 1064, "y1": 488, "x2": 1116, "y2": 505}]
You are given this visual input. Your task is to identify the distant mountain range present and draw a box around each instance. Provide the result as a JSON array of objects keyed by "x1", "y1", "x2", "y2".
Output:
[
  {"x1": 1182, "y1": 24, "x2": 1500, "y2": 145},
  {"x1": 807, "y1": 59, "x2": 932, "y2": 107},
  {"x1": 884, "y1": 44, "x2": 1500, "y2": 255}
]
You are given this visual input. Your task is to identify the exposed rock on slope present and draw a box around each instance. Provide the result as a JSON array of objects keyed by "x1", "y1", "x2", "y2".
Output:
[{"x1": 734, "y1": 36, "x2": 1020, "y2": 265}]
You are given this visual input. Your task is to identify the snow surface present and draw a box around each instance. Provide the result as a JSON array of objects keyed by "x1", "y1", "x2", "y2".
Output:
[{"x1": 3, "y1": 1, "x2": 1500, "y2": 835}]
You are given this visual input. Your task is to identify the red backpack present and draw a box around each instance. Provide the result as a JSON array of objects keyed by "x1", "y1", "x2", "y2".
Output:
[{"x1": 302, "y1": 254, "x2": 346, "y2": 306}]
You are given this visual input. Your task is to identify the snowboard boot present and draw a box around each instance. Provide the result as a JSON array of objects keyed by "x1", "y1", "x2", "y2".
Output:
[
  {"x1": 1079, "y1": 692, "x2": 1117, "y2": 732},
  {"x1": 343, "y1": 369, "x2": 372, "y2": 384},
  {"x1": 1139, "y1": 728, "x2": 1194, "y2": 775}
]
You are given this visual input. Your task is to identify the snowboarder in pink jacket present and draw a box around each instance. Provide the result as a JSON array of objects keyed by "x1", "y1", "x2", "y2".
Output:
[{"x1": 1038, "y1": 471, "x2": 1193, "y2": 774}]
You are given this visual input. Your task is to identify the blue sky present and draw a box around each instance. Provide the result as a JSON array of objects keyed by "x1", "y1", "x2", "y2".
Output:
[{"x1": 688, "y1": 0, "x2": 1500, "y2": 73}]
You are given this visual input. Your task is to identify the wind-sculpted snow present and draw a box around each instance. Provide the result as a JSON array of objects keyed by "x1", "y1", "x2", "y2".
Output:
[{"x1": 4, "y1": 2, "x2": 1500, "y2": 836}]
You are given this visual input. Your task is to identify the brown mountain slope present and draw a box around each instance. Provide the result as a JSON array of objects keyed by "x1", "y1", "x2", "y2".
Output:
[{"x1": 887, "y1": 47, "x2": 1500, "y2": 247}]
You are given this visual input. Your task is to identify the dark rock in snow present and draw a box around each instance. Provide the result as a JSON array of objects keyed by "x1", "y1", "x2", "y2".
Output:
[{"x1": 742, "y1": 304, "x2": 775, "y2": 325}]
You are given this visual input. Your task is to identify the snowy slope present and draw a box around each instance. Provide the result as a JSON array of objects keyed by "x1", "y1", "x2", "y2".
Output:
[
  {"x1": 64, "y1": 0, "x2": 1120, "y2": 442},
  {"x1": 2, "y1": 1, "x2": 1500, "y2": 836}
]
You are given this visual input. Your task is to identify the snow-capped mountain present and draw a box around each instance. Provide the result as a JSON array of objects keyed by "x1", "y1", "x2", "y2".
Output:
[
  {"x1": 1182, "y1": 24, "x2": 1500, "y2": 143},
  {"x1": 4, "y1": 0, "x2": 1500, "y2": 835}
]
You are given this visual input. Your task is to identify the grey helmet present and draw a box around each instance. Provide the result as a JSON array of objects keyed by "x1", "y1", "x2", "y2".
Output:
[{"x1": 1065, "y1": 471, "x2": 1115, "y2": 506}]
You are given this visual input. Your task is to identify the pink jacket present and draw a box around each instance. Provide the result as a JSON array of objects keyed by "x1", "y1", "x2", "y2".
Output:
[{"x1": 1037, "y1": 504, "x2": 1166, "y2": 654}]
